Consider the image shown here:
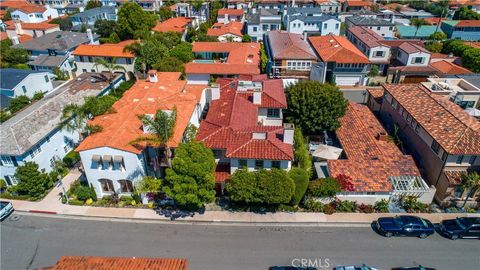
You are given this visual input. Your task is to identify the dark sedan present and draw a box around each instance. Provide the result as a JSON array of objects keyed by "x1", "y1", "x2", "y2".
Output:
[
  {"x1": 376, "y1": 215, "x2": 435, "y2": 238},
  {"x1": 391, "y1": 266, "x2": 436, "y2": 270},
  {"x1": 439, "y1": 217, "x2": 480, "y2": 240}
]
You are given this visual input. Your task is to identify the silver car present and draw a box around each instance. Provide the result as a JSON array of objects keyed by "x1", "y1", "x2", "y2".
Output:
[{"x1": 0, "y1": 201, "x2": 14, "y2": 221}]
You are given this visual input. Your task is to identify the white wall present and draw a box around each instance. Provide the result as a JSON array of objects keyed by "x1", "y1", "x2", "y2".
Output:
[
  {"x1": 320, "y1": 19, "x2": 341, "y2": 36},
  {"x1": 217, "y1": 34, "x2": 242, "y2": 42},
  {"x1": 80, "y1": 147, "x2": 146, "y2": 198},
  {"x1": 258, "y1": 108, "x2": 283, "y2": 126},
  {"x1": 74, "y1": 58, "x2": 135, "y2": 79},
  {"x1": 186, "y1": 74, "x2": 210, "y2": 85},
  {"x1": 230, "y1": 158, "x2": 291, "y2": 174},
  {"x1": 12, "y1": 72, "x2": 54, "y2": 98},
  {"x1": 11, "y1": 6, "x2": 59, "y2": 23},
  {"x1": 368, "y1": 45, "x2": 391, "y2": 63},
  {"x1": 406, "y1": 51, "x2": 431, "y2": 66},
  {"x1": 363, "y1": 25, "x2": 395, "y2": 38}
]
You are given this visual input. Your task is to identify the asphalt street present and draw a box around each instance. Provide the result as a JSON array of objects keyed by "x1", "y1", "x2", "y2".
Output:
[{"x1": 0, "y1": 213, "x2": 479, "y2": 270}]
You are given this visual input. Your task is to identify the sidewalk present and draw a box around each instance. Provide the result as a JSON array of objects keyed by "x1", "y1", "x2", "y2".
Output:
[{"x1": 5, "y1": 170, "x2": 480, "y2": 224}]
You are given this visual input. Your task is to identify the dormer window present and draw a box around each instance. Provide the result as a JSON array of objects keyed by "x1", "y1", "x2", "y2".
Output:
[
  {"x1": 411, "y1": 57, "x2": 424, "y2": 64},
  {"x1": 267, "y1": 108, "x2": 280, "y2": 118}
]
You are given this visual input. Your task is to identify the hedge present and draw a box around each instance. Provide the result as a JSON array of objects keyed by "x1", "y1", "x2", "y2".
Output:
[{"x1": 63, "y1": 151, "x2": 80, "y2": 168}]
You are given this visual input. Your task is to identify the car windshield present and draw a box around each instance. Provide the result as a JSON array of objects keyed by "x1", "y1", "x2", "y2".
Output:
[
  {"x1": 456, "y1": 218, "x2": 467, "y2": 230},
  {"x1": 419, "y1": 218, "x2": 428, "y2": 228},
  {"x1": 0, "y1": 202, "x2": 8, "y2": 210}
]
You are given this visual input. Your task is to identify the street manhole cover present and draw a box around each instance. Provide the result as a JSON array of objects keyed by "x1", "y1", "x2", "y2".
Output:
[{"x1": 9, "y1": 215, "x2": 21, "y2": 221}]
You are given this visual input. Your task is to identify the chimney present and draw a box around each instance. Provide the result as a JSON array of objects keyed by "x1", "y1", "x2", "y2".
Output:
[
  {"x1": 11, "y1": 36, "x2": 19, "y2": 45},
  {"x1": 86, "y1": 28, "x2": 94, "y2": 44},
  {"x1": 253, "y1": 88, "x2": 262, "y2": 105},
  {"x1": 224, "y1": 14, "x2": 228, "y2": 24},
  {"x1": 377, "y1": 131, "x2": 388, "y2": 141},
  {"x1": 302, "y1": 31, "x2": 307, "y2": 40},
  {"x1": 148, "y1": 70, "x2": 158, "y2": 83},
  {"x1": 283, "y1": 123, "x2": 294, "y2": 145},
  {"x1": 252, "y1": 132, "x2": 267, "y2": 140},
  {"x1": 14, "y1": 21, "x2": 24, "y2": 35},
  {"x1": 210, "y1": 83, "x2": 220, "y2": 101}
]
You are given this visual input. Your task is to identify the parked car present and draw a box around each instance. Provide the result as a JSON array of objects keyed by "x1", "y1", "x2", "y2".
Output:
[
  {"x1": 333, "y1": 265, "x2": 379, "y2": 270},
  {"x1": 439, "y1": 217, "x2": 480, "y2": 240},
  {"x1": 391, "y1": 266, "x2": 436, "y2": 270},
  {"x1": 375, "y1": 215, "x2": 435, "y2": 238},
  {"x1": 0, "y1": 201, "x2": 14, "y2": 221},
  {"x1": 269, "y1": 267, "x2": 317, "y2": 270}
]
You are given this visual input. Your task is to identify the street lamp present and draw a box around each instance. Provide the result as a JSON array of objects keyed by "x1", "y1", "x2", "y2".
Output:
[{"x1": 57, "y1": 175, "x2": 69, "y2": 203}]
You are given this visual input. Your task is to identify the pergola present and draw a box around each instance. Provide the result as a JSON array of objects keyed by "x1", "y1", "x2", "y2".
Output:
[{"x1": 389, "y1": 175, "x2": 430, "y2": 198}]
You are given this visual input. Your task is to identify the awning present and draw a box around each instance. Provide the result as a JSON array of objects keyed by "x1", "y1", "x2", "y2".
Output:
[
  {"x1": 92, "y1": 155, "x2": 101, "y2": 162},
  {"x1": 113, "y1": 155, "x2": 123, "y2": 163},
  {"x1": 102, "y1": 155, "x2": 112, "y2": 162},
  {"x1": 465, "y1": 108, "x2": 480, "y2": 117},
  {"x1": 312, "y1": 144, "x2": 343, "y2": 160}
]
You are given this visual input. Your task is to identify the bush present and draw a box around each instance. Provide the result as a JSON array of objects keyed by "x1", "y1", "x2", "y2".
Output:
[
  {"x1": 303, "y1": 198, "x2": 324, "y2": 212},
  {"x1": 358, "y1": 203, "x2": 374, "y2": 213},
  {"x1": 63, "y1": 151, "x2": 80, "y2": 168},
  {"x1": 85, "y1": 198, "x2": 93, "y2": 205},
  {"x1": 308, "y1": 178, "x2": 341, "y2": 198},
  {"x1": 335, "y1": 200, "x2": 357, "y2": 212},
  {"x1": 289, "y1": 167, "x2": 309, "y2": 205},
  {"x1": 15, "y1": 162, "x2": 52, "y2": 199},
  {"x1": 0, "y1": 179, "x2": 6, "y2": 190},
  {"x1": 374, "y1": 199, "x2": 389, "y2": 213},
  {"x1": 293, "y1": 128, "x2": 312, "y2": 174},
  {"x1": 120, "y1": 195, "x2": 133, "y2": 204},
  {"x1": 403, "y1": 196, "x2": 429, "y2": 213},
  {"x1": 32, "y1": 92, "x2": 44, "y2": 101},
  {"x1": 8, "y1": 95, "x2": 31, "y2": 114},
  {"x1": 75, "y1": 185, "x2": 95, "y2": 201},
  {"x1": 277, "y1": 204, "x2": 297, "y2": 212},
  {"x1": 323, "y1": 204, "x2": 336, "y2": 215},
  {"x1": 69, "y1": 199, "x2": 84, "y2": 206}
]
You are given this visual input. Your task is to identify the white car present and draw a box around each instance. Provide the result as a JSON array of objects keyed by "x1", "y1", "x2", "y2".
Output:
[{"x1": 0, "y1": 201, "x2": 14, "y2": 221}]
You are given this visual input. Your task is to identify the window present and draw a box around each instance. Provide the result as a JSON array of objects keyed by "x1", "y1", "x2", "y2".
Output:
[
  {"x1": 99, "y1": 179, "x2": 114, "y2": 192},
  {"x1": 456, "y1": 155, "x2": 464, "y2": 164},
  {"x1": 91, "y1": 69, "x2": 95, "y2": 72},
  {"x1": 267, "y1": 108, "x2": 280, "y2": 118},
  {"x1": 238, "y1": 159, "x2": 247, "y2": 169},
  {"x1": 263, "y1": 24, "x2": 268, "y2": 31},
  {"x1": 255, "y1": 160, "x2": 264, "y2": 169},
  {"x1": 253, "y1": 26, "x2": 258, "y2": 32},
  {"x1": 411, "y1": 57, "x2": 424, "y2": 64},
  {"x1": 414, "y1": 123, "x2": 420, "y2": 133},
  {"x1": 22, "y1": 85, "x2": 27, "y2": 93},
  {"x1": 1, "y1": 156, "x2": 14, "y2": 166},
  {"x1": 29, "y1": 144, "x2": 42, "y2": 158},
  {"x1": 9, "y1": 175, "x2": 19, "y2": 185},
  {"x1": 468, "y1": 156, "x2": 477, "y2": 165},
  {"x1": 377, "y1": 27, "x2": 381, "y2": 30},
  {"x1": 271, "y1": 24, "x2": 277, "y2": 30},
  {"x1": 271, "y1": 161, "x2": 280, "y2": 169},
  {"x1": 431, "y1": 141, "x2": 440, "y2": 154},
  {"x1": 374, "y1": 51, "x2": 385, "y2": 57},
  {"x1": 119, "y1": 180, "x2": 134, "y2": 193},
  {"x1": 441, "y1": 151, "x2": 448, "y2": 161},
  {"x1": 323, "y1": 23, "x2": 327, "y2": 29}
]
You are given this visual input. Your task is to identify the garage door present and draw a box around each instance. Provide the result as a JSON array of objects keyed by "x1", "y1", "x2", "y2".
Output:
[{"x1": 335, "y1": 76, "x2": 361, "y2": 86}]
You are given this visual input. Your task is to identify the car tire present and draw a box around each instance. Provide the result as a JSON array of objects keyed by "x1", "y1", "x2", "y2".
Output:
[
  {"x1": 385, "y1": 232, "x2": 393, "y2": 238},
  {"x1": 451, "y1": 234, "x2": 459, "y2": 240},
  {"x1": 419, "y1": 233, "x2": 428, "y2": 239}
]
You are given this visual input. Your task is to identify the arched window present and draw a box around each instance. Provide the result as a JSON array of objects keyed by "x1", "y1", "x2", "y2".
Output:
[
  {"x1": 118, "y1": 180, "x2": 134, "y2": 193},
  {"x1": 99, "y1": 178, "x2": 114, "y2": 192}
]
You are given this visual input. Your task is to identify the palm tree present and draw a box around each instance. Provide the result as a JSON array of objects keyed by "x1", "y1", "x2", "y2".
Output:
[
  {"x1": 411, "y1": 18, "x2": 427, "y2": 39},
  {"x1": 459, "y1": 172, "x2": 480, "y2": 209},
  {"x1": 93, "y1": 57, "x2": 127, "y2": 88},
  {"x1": 130, "y1": 108, "x2": 177, "y2": 173},
  {"x1": 59, "y1": 103, "x2": 88, "y2": 133}
]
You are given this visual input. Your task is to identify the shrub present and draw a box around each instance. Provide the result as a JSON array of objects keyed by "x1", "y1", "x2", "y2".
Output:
[
  {"x1": 374, "y1": 199, "x2": 389, "y2": 213},
  {"x1": 289, "y1": 167, "x2": 310, "y2": 205},
  {"x1": 293, "y1": 128, "x2": 312, "y2": 174},
  {"x1": 358, "y1": 203, "x2": 374, "y2": 213},
  {"x1": 63, "y1": 151, "x2": 80, "y2": 168},
  {"x1": 303, "y1": 198, "x2": 324, "y2": 212},
  {"x1": 15, "y1": 162, "x2": 52, "y2": 199},
  {"x1": 32, "y1": 92, "x2": 44, "y2": 101},
  {"x1": 335, "y1": 200, "x2": 357, "y2": 212},
  {"x1": 85, "y1": 198, "x2": 93, "y2": 205},
  {"x1": 75, "y1": 185, "x2": 96, "y2": 201},
  {"x1": 403, "y1": 196, "x2": 429, "y2": 213},
  {"x1": 69, "y1": 199, "x2": 84, "y2": 206},
  {"x1": 0, "y1": 179, "x2": 6, "y2": 190},
  {"x1": 308, "y1": 178, "x2": 341, "y2": 198},
  {"x1": 277, "y1": 204, "x2": 297, "y2": 212},
  {"x1": 8, "y1": 95, "x2": 31, "y2": 114},
  {"x1": 323, "y1": 204, "x2": 336, "y2": 215},
  {"x1": 120, "y1": 195, "x2": 133, "y2": 204}
]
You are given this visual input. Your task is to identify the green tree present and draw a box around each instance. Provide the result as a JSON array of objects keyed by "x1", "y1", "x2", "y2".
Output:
[
  {"x1": 308, "y1": 177, "x2": 341, "y2": 198},
  {"x1": 130, "y1": 108, "x2": 177, "y2": 168},
  {"x1": 183, "y1": 123, "x2": 198, "y2": 143},
  {"x1": 260, "y1": 44, "x2": 268, "y2": 74},
  {"x1": 154, "y1": 31, "x2": 181, "y2": 49},
  {"x1": 85, "y1": 0, "x2": 102, "y2": 10},
  {"x1": 411, "y1": 18, "x2": 427, "y2": 38},
  {"x1": 428, "y1": 31, "x2": 447, "y2": 41},
  {"x1": 93, "y1": 57, "x2": 127, "y2": 88},
  {"x1": 442, "y1": 39, "x2": 470, "y2": 56},
  {"x1": 163, "y1": 141, "x2": 216, "y2": 209},
  {"x1": 159, "y1": 6, "x2": 173, "y2": 21},
  {"x1": 289, "y1": 167, "x2": 309, "y2": 206},
  {"x1": 2, "y1": 10, "x2": 11, "y2": 21},
  {"x1": 453, "y1": 6, "x2": 480, "y2": 20},
  {"x1": 425, "y1": 41, "x2": 443, "y2": 53},
  {"x1": 94, "y1": 19, "x2": 117, "y2": 38},
  {"x1": 8, "y1": 95, "x2": 31, "y2": 114},
  {"x1": 227, "y1": 169, "x2": 295, "y2": 205},
  {"x1": 0, "y1": 39, "x2": 29, "y2": 67},
  {"x1": 285, "y1": 81, "x2": 347, "y2": 134},
  {"x1": 108, "y1": 32, "x2": 120, "y2": 44},
  {"x1": 32, "y1": 92, "x2": 44, "y2": 101},
  {"x1": 135, "y1": 176, "x2": 162, "y2": 194},
  {"x1": 0, "y1": 110, "x2": 11, "y2": 123},
  {"x1": 459, "y1": 172, "x2": 480, "y2": 209},
  {"x1": 368, "y1": 65, "x2": 379, "y2": 77},
  {"x1": 116, "y1": 2, "x2": 157, "y2": 40},
  {"x1": 0, "y1": 179, "x2": 6, "y2": 191},
  {"x1": 242, "y1": 34, "x2": 252, "y2": 42},
  {"x1": 293, "y1": 128, "x2": 312, "y2": 174},
  {"x1": 170, "y1": 42, "x2": 194, "y2": 63},
  {"x1": 153, "y1": 57, "x2": 184, "y2": 72},
  {"x1": 462, "y1": 48, "x2": 480, "y2": 73},
  {"x1": 124, "y1": 39, "x2": 169, "y2": 71},
  {"x1": 49, "y1": 17, "x2": 73, "y2": 31},
  {"x1": 15, "y1": 162, "x2": 52, "y2": 199}
]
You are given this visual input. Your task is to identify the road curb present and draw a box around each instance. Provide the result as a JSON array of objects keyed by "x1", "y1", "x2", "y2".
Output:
[{"x1": 28, "y1": 210, "x2": 57, "y2": 215}]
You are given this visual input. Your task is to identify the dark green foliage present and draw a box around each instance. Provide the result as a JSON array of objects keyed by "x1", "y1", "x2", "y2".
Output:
[
  {"x1": 8, "y1": 95, "x2": 31, "y2": 114},
  {"x1": 116, "y1": 2, "x2": 157, "y2": 40},
  {"x1": 153, "y1": 57, "x2": 184, "y2": 72},
  {"x1": 2, "y1": 10, "x2": 11, "y2": 21},
  {"x1": 63, "y1": 151, "x2": 80, "y2": 168},
  {"x1": 334, "y1": 200, "x2": 357, "y2": 212},
  {"x1": 154, "y1": 31, "x2": 181, "y2": 49},
  {"x1": 425, "y1": 41, "x2": 443, "y2": 53},
  {"x1": 260, "y1": 44, "x2": 268, "y2": 73},
  {"x1": 453, "y1": 6, "x2": 480, "y2": 20},
  {"x1": 374, "y1": 199, "x2": 389, "y2": 213},
  {"x1": 308, "y1": 178, "x2": 341, "y2": 198},
  {"x1": 68, "y1": 199, "x2": 84, "y2": 206},
  {"x1": 53, "y1": 67, "x2": 70, "y2": 80},
  {"x1": 428, "y1": 31, "x2": 447, "y2": 41},
  {"x1": 14, "y1": 162, "x2": 52, "y2": 199},
  {"x1": 0, "y1": 110, "x2": 10, "y2": 123},
  {"x1": 126, "y1": 39, "x2": 169, "y2": 71},
  {"x1": 94, "y1": 19, "x2": 117, "y2": 38},
  {"x1": 285, "y1": 81, "x2": 348, "y2": 134},
  {"x1": 110, "y1": 79, "x2": 135, "y2": 98},
  {"x1": 75, "y1": 185, "x2": 96, "y2": 201},
  {"x1": 159, "y1": 6, "x2": 173, "y2": 21},
  {"x1": 32, "y1": 92, "x2": 44, "y2": 101},
  {"x1": 289, "y1": 167, "x2": 309, "y2": 205},
  {"x1": 85, "y1": 0, "x2": 102, "y2": 10},
  {"x1": 242, "y1": 34, "x2": 252, "y2": 42},
  {"x1": 462, "y1": 48, "x2": 480, "y2": 73},
  {"x1": 442, "y1": 39, "x2": 471, "y2": 56},
  {"x1": 49, "y1": 17, "x2": 73, "y2": 31},
  {"x1": 368, "y1": 65, "x2": 379, "y2": 77},
  {"x1": 108, "y1": 32, "x2": 120, "y2": 43},
  {"x1": 82, "y1": 95, "x2": 118, "y2": 116},
  {"x1": 303, "y1": 198, "x2": 324, "y2": 212},
  {"x1": 403, "y1": 196, "x2": 428, "y2": 213},
  {"x1": 170, "y1": 42, "x2": 194, "y2": 63},
  {"x1": 1, "y1": 39, "x2": 29, "y2": 67},
  {"x1": 293, "y1": 128, "x2": 312, "y2": 173},
  {"x1": 227, "y1": 169, "x2": 295, "y2": 205},
  {"x1": 0, "y1": 179, "x2": 7, "y2": 190},
  {"x1": 163, "y1": 142, "x2": 216, "y2": 209},
  {"x1": 277, "y1": 204, "x2": 297, "y2": 212}
]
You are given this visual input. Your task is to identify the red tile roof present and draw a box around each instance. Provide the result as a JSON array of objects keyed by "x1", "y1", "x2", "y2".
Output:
[
  {"x1": 42, "y1": 256, "x2": 187, "y2": 270},
  {"x1": 152, "y1": 17, "x2": 192, "y2": 33},
  {"x1": 424, "y1": 17, "x2": 444, "y2": 26},
  {"x1": 197, "y1": 77, "x2": 293, "y2": 162},
  {"x1": 398, "y1": 42, "x2": 430, "y2": 54},
  {"x1": 455, "y1": 20, "x2": 480, "y2": 27},
  {"x1": 464, "y1": 41, "x2": 480, "y2": 49},
  {"x1": 218, "y1": 8, "x2": 244, "y2": 16},
  {"x1": 207, "y1": 21, "x2": 244, "y2": 37},
  {"x1": 378, "y1": 39, "x2": 424, "y2": 48},
  {"x1": 4, "y1": 20, "x2": 59, "y2": 30},
  {"x1": 18, "y1": 34, "x2": 33, "y2": 43},
  {"x1": 0, "y1": 32, "x2": 7, "y2": 41},
  {"x1": 347, "y1": 0, "x2": 373, "y2": 7},
  {"x1": 327, "y1": 102, "x2": 421, "y2": 192},
  {"x1": 267, "y1": 31, "x2": 318, "y2": 60},
  {"x1": 185, "y1": 42, "x2": 260, "y2": 75},
  {"x1": 430, "y1": 60, "x2": 472, "y2": 75},
  {"x1": 348, "y1": 26, "x2": 387, "y2": 48},
  {"x1": 7, "y1": 3, "x2": 46, "y2": 13},
  {"x1": 383, "y1": 84, "x2": 480, "y2": 155},
  {"x1": 309, "y1": 35, "x2": 370, "y2": 64},
  {"x1": 72, "y1": 41, "x2": 135, "y2": 58},
  {"x1": 76, "y1": 72, "x2": 206, "y2": 154}
]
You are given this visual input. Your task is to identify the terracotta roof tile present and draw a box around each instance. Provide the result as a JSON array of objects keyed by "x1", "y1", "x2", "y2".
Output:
[
  {"x1": 207, "y1": 21, "x2": 243, "y2": 37},
  {"x1": 464, "y1": 41, "x2": 480, "y2": 49},
  {"x1": 8, "y1": 3, "x2": 46, "y2": 13},
  {"x1": 309, "y1": 35, "x2": 370, "y2": 64},
  {"x1": 4, "y1": 20, "x2": 59, "y2": 30},
  {"x1": 430, "y1": 60, "x2": 472, "y2": 75},
  {"x1": 399, "y1": 42, "x2": 430, "y2": 54},
  {"x1": 327, "y1": 102, "x2": 420, "y2": 192},
  {"x1": 267, "y1": 31, "x2": 318, "y2": 60},
  {"x1": 0, "y1": 32, "x2": 7, "y2": 41},
  {"x1": 152, "y1": 17, "x2": 192, "y2": 33},
  {"x1": 348, "y1": 26, "x2": 386, "y2": 48},
  {"x1": 77, "y1": 72, "x2": 206, "y2": 154},
  {"x1": 383, "y1": 84, "x2": 480, "y2": 154},
  {"x1": 72, "y1": 41, "x2": 135, "y2": 58},
  {"x1": 347, "y1": 0, "x2": 373, "y2": 7},
  {"x1": 44, "y1": 256, "x2": 187, "y2": 270},
  {"x1": 455, "y1": 20, "x2": 480, "y2": 27},
  {"x1": 218, "y1": 8, "x2": 244, "y2": 16}
]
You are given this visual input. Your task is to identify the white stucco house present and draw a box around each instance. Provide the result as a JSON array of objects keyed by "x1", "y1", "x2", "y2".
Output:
[
  {"x1": 245, "y1": 8, "x2": 282, "y2": 42},
  {"x1": 10, "y1": 4, "x2": 59, "y2": 23},
  {"x1": 284, "y1": 7, "x2": 341, "y2": 36}
]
